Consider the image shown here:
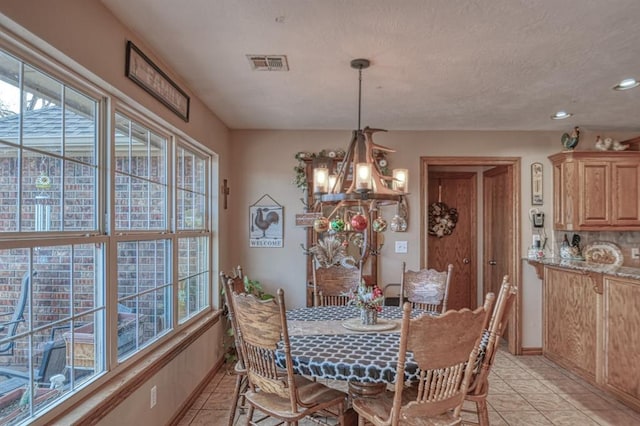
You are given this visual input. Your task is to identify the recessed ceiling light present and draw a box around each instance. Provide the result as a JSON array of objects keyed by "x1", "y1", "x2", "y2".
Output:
[
  {"x1": 551, "y1": 111, "x2": 573, "y2": 120},
  {"x1": 613, "y1": 78, "x2": 639, "y2": 91}
]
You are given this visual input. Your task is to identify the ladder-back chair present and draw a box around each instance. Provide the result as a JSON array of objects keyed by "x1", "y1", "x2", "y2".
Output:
[
  {"x1": 400, "y1": 263, "x2": 453, "y2": 314},
  {"x1": 220, "y1": 266, "x2": 248, "y2": 426},
  {"x1": 229, "y1": 287, "x2": 347, "y2": 425},
  {"x1": 353, "y1": 293, "x2": 494, "y2": 426},
  {"x1": 312, "y1": 261, "x2": 362, "y2": 306},
  {"x1": 465, "y1": 275, "x2": 517, "y2": 426}
]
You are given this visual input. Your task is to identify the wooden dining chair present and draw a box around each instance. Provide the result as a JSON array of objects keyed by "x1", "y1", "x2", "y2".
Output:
[
  {"x1": 312, "y1": 260, "x2": 362, "y2": 306},
  {"x1": 464, "y1": 275, "x2": 517, "y2": 426},
  {"x1": 228, "y1": 286, "x2": 348, "y2": 425},
  {"x1": 352, "y1": 294, "x2": 493, "y2": 426},
  {"x1": 400, "y1": 262, "x2": 453, "y2": 314},
  {"x1": 220, "y1": 267, "x2": 248, "y2": 426}
]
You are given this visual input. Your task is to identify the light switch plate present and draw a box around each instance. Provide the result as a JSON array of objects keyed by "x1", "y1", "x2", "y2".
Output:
[{"x1": 395, "y1": 241, "x2": 408, "y2": 253}]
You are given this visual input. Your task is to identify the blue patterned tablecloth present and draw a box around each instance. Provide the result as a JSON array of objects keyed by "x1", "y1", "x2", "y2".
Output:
[
  {"x1": 286, "y1": 305, "x2": 422, "y2": 322},
  {"x1": 277, "y1": 305, "x2": 425, "y2": 384},
  {"x1": 276, "y1": 305, "x2": 489, "y2": 385},
  {"x1": 283, "y1": 332, "x2": 419, "y2": 384}
]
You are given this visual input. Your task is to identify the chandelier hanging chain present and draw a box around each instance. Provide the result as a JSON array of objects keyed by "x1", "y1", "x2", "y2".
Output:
[
  {"x1": 312, "y1": 58, "x2": 406, "y2": 205},
  {"x1": 357, "y1": 64, "x2": 362, "y2": 131},
  {"x1": 350, "y1": 58, "x2": 369, "y2": 131}
]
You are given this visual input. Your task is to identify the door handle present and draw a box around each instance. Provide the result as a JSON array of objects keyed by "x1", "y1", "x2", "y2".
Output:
[
  {"x1": 488, "y1": 260, "x2": 497, "y2": 265},
  {"x1": 463, "y1": 258, "x2": 471, "y2": 264}
]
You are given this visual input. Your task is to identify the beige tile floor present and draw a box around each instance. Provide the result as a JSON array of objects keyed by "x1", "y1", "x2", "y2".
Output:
[{"x1": 175, "y1": 348, "x2": 640, "y2": 425}]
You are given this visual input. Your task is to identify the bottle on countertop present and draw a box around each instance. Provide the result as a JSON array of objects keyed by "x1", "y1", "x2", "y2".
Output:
[{"x1": 560, "y1": 234, "x2": 571, "y2": 259}]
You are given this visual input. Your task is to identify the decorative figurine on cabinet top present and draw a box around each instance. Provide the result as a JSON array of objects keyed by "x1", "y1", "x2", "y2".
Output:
[
  {"x1": 595, "y1": 135, "x2": 611, "y2": 151},
  {"x1": 561, "y1": 126, "x2": 580, "y2": 150},
  {"x1": 595, "y1": 135, "x2": 629, "y2": 151}
]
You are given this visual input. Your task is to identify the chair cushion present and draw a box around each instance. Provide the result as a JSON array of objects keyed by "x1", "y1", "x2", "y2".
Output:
[
  {"x1": 245, "y1": 374, "x2": 346, "y2": 421},
  {"x1": 352, "y1": 390, "x2": 461, "y2": 425}
]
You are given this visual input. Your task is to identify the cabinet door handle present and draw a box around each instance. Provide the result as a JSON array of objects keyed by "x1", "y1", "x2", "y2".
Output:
[
  {"x1": 463, "y1": 258, "x2": 471, "y2": 264},
  {"x1": 488, "y1": 260, "x2": 497, "y2": 265}
]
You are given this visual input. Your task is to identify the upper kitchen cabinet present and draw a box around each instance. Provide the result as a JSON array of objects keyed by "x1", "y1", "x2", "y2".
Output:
[{"x1": 549, "y1": 151, "x2": 640, "y2": 230}]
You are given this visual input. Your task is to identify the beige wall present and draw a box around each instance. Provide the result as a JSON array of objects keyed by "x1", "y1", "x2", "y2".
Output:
[
  {"x1": 230, "y1": 129, "x2": 639, "y2": 348},
  {"x1": 230, "y1": 129, "x2": 563, "y2": 306}
]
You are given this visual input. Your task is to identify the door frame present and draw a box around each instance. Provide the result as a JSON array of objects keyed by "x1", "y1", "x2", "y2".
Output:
[{"x1": 421, "y1": 156, "x2": 522, "y2": 354}]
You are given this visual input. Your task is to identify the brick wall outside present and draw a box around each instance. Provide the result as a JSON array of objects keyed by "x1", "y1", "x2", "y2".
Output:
[{"x1": 0, "y1": 152, "x2": 169, "y2": 367}]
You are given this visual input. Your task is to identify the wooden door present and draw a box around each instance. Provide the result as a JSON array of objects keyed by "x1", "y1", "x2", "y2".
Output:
[
  {"x1": 483, "y1": 166, "x2": 512, "y2": 298},
  {"x1": 422, "y1": 157, "x2": 520, "y2": 355},
  {"x1": 427, "y1": 172, "x2": 476, "y2": 310}
]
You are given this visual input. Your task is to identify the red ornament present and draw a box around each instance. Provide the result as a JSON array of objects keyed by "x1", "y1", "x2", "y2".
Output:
[{"x1": 350, "y1": 214, "x2": 368, "y2": 231}]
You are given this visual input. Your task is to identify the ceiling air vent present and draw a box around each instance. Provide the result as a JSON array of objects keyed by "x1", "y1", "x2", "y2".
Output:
[{"x1": 247, "y1": 55, "x2": 289, "y2": 71}]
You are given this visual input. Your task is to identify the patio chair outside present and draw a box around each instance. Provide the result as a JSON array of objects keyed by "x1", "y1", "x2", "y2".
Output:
[
  {"x1": 0, "y1": 272, "x2": 33, "y2": 357},
  {"x1": 0, "y1": 339, "x2": 66, "y2": 395}
]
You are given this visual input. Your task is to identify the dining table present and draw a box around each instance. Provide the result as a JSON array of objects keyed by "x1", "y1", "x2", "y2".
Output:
[
  {"x1": 273, "y1": 304, "x2": 489, "y2": 425},
  {"x1": 277, "y1": 305, "x2": 426, "y2": 398}
]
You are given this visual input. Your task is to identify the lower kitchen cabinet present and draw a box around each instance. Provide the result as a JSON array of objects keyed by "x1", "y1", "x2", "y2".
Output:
[
  {"x1": 541, "y1": 263, "x2": 640, "y2": 411},
  {"x1": 543, "y1": 266, "x2": 600, "y2": 381},
  {"x1": 603, "y1": 276, "x2": 640, "y2": 408}
]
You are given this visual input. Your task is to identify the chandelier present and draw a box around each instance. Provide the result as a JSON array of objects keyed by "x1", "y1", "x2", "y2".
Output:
[{"x1": 311, "y1": 59, "x2": 409, "y2": 225}]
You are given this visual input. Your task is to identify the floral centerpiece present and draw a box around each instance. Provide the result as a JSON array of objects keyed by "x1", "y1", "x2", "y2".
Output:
[{"x1": 347, "y1": 281, "x2": 384, "y2": 325}]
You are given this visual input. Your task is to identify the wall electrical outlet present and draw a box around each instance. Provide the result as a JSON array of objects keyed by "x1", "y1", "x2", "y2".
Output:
[
  {"x1": 150, "y1": 385, "x2": 157, "y2": 408},
  {"x1": 632, "y1": 248, "x2": 640, "y2": 260},
  {"x1": 395, "y1": 241, "x2": 408, "y2": 253}
]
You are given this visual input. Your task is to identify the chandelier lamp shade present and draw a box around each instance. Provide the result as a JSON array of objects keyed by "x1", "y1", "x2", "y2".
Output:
[{"x1": 312, "y1": 59, "x2": 408, "y2": 209}]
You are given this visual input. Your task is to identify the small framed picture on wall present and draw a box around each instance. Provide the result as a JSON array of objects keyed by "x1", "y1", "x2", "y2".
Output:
[{"x1": 531, "y1": 162, "x2": 543, "y2": 205}]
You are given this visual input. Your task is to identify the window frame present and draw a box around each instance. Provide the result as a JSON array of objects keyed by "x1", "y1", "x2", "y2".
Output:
[{"x1": 0, "y1": 34, "x2": 216, "y2": 424}]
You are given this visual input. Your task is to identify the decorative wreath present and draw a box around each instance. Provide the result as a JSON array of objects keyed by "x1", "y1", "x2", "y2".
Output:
[
  {"x1": 428, "y1": 202, "x2": 459, "y2": 238},
  {"x1": 35, "y1": 174, "x2": 51, "y2": 189}
]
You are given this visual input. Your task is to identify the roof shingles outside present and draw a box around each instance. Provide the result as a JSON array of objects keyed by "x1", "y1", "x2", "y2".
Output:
[{"x1": 0, "y1": 107, "x2": 94, "y2": 140}]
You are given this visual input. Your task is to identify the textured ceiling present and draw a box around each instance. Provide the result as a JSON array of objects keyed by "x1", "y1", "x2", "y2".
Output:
[{"x1": 101, "y1": 0, "x2": 640, "y2": 132}]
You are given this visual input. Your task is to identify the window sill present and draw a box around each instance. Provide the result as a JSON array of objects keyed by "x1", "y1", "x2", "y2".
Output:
[{"x1": 49, "y1": 310, "x2": 222, "y2": 425}]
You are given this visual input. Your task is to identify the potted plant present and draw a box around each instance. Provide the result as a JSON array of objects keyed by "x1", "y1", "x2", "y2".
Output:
[{"x1": 346, "y1": 281, "x2": 384, "y2": 325}]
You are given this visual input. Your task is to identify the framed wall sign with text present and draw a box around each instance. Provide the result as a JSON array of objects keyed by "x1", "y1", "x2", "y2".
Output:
[
  {"x1": 125, "y1": 41, "x2": 190, "y2": 122},
  {"x1": 249, "y1": 194, "x2": 284, "y2": 248}
]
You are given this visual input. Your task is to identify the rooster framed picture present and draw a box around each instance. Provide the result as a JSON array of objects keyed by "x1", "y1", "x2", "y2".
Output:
[{"x1": 249, "y1": 194, "x2": 284, "y2": 248}]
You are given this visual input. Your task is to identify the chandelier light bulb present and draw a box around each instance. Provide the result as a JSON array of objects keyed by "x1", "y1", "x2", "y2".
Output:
[
  {"x1": 355, "y1": 163, "x2": 372, "y2": 192},
  {"x1": 392, "y1": 168, "x2": 408, "y2": 192},
  {"x1": 313, "y1": 167, "x2": 329, "y2": 194}
]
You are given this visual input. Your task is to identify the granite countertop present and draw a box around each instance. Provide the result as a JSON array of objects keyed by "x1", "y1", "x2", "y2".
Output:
[{"x1": 526, "y1": 257, "x2": 640, "y2": 281}]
